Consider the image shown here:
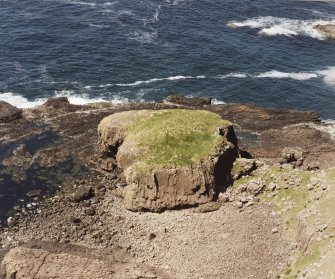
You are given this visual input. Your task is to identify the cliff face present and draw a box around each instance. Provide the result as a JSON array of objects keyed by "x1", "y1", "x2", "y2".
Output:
[{"x1": 98, "y1": 109, "x2": 238, "y2": 211}]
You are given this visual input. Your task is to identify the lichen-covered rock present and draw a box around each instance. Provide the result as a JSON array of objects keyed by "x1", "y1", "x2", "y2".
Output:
[
  {"x1": 98, "y1": 109, "x2": 238, "y2": 211},
  {"x1": 0, "y1": 101, "x2": 22, "y2": 123}
]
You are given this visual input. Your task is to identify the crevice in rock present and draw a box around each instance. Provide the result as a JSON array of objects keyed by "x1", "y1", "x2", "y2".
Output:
[{"x1": 213, "y1": 147, "x2": 238, "y2": 196}]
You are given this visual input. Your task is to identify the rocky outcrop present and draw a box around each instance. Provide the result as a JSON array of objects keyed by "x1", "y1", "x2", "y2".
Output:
[
  {"x1": 314, "y1": 24, "x2": 335, "y2": 40},
  {"x1": 43, "y1": 97, "x2": 71, "y2": 109},
  {"x1": 164, "y1": 95, "x2": 212, "y2": 107},
  {"x1": 98, "y1": 109, "x2": 238, "y2": 211},
  {"x1": 0, "y1": 241, "x2": 165, "y2": 279},
  {"x1": 0, "y1": 101, "x2": 22, "y2": 123}
]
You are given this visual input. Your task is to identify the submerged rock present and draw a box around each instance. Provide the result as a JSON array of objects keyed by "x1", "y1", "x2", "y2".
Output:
[
  {"x1": 314, "y1": 24, "x2": 335, "y2": 40},
  {"x1": 98, "y1": 109, "x2": 238, "y2": 211},
  {"x1": 0, "y1": 101, "x2": 22, "y2": 123},
  {"x1": 164, "y1": 95, "x2": 212, "y2": 107}
]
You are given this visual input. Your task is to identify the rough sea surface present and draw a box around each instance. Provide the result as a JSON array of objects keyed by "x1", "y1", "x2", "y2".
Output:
[{"x1": 0, "y1": 0, "x2": 335, "y2": 118}]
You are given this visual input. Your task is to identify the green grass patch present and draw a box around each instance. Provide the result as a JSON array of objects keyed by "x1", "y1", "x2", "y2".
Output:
[{"x1": 125, "y1": 109, "x2": 231, "y2": 172}]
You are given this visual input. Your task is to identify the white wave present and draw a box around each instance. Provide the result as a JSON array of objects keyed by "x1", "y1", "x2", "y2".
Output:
[
  {"x1": 54, "y1": 90, "x2": 109, "y2": 104},
  {"x1": 114, "y1": 75, "x2": 206, "y2": 87},
  {"x1": 227, "y1": 16, "x2": 335, "y2": 39},
  {"x1": 211, "y1": 98, "x2": 226, "y2": 105},
  {"x1": 319, "y1": 120, "x2": 335, "y2": 140},
  {"x1": 218, "y1": 73, "x2": 248, "y2": 79},
  {"x1": 128, "y1": 30, "x2": 158, "y2": 44},
  {"x1": 63, "y1": 0, "x2": 96, "y2": 7},
  {"x1": 0, "y1": 92, "x2": 47, "y2": 108},
  {"x1": 256, "y1": 70, "x2": 318, "y2": 80},
  {"x1": 88, "y1": 23, "x2": 110, "y2": 28},
  {"x1": 294, "y1": 120, "x2": 335, "y2": 140},
  {"x1": 317, "y1": 67, "x2": 335, "y2": 87}
]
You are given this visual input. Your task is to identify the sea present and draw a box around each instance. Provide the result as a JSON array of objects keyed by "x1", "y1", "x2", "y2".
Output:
[{"x1": 0, "y1": 0, "x2": 335, "y2": 119}]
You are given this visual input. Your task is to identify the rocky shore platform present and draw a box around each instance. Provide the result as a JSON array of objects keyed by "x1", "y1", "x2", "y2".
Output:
[{"x1": 0, "y1": 96, "x2": 335, "y2": 278}]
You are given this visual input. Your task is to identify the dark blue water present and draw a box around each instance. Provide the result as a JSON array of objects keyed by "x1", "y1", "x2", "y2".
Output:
[{"x1": 1, "y1": 0, "x2": 335, "y2": 118}]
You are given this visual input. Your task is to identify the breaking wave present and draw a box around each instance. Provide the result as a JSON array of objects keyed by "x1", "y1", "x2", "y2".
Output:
[
  {"x1": 255, "y1": 71, "x2": 318, "y2": 80},
  {"x1": 0, "y1": 92, "x2": 47, "y2": 109},
  {"x1": 227, "y1": 16, "x2": 335, "y2": 39}
]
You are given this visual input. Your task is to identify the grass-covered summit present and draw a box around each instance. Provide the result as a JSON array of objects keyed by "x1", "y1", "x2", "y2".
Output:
[
  {"x1": 98, "y1": 109, "x2": 236, "y2": 211},
  {"x1": 124, "y1": 109, "x2": 231, "y2": 171}
]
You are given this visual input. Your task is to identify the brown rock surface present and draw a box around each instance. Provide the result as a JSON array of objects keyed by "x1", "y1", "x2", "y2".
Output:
[
  {"x1": 314, "y1": 24, "x2": 335, "y2": 39},
  {"x1": 0, "y1": 101, "x2": 22, "y2": 123},
  {"x1": 0, "y1": 241, "x2": 165, "y2": 279},
  {"x1": 164, "y1": 95, "x2": 212, "y2": 106},
  {"x1": 98, "y1": 110, "x2": 237, "y2": 211}
]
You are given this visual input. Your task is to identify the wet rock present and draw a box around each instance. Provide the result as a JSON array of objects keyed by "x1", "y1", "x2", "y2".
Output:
[
  {"x1": 0, "y1": 101, "x2": 22, "y2": 123},
  {"x1": 164, "y1": 95, "x2": 212, "y2": 107},
  {"x1": 43, "y1": 97, "x2": 70, "y2": 109},
  {"x1": 72, "y1": 186, "x2": 94, "y2": 203},
  {"x1": 26, "y1": 190, "x2": 41, "y2": 198},
  {"x1": 314, "y1": 24, "x2": 335, "y2": 40},
  {"x1": 7, "y1": 217, "x2": 17, "y2": 228}
]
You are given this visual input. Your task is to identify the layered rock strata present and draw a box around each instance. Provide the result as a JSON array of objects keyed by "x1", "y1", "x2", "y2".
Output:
[{"x1": 98, "y1": 109, "x2": 238, "y2": 211}]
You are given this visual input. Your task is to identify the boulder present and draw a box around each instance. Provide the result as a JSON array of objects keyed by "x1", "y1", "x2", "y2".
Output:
[
  {"x1": 43, "y1": 97, "x2": 70, "y2": 109},
  {"x1": 314, "y1": 24, "x2": 335, "y2": 40},
  {"x1": 164, "y1": 95, "x2": 212, "y2": 107},
  {"x1": 98, "y1": 109, "x2": 238, "y2": 211},
  {"x1": 72, "y1": 186, "x2": 94, "y2": 202},
  {"x1": 281, "y1": 147, "x2": 304, "y2": 166},
  {"x1": 0, "y1": 101, "x2": 22, "y2": 123}
]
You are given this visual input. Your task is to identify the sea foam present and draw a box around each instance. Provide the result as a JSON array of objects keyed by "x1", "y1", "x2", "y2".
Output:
[
  {"x1": 256, "y1": 70, "x2": 318, "y2": 80},
  {"x1": 227, "y1": 16, "x2": 335, "y2": 40},
  {"x1": 0, "y1": 92, "x2": 47, "y2": 109}
]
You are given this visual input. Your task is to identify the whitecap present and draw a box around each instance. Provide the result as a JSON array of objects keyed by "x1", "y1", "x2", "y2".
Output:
[
  {"x1": 63, "y1": 0, "x2": 96, "y2": 7},
  {"x1": 317, "y1": 67, "x2": 335, "y2": 87},
  {"x1": 211, "y1": 99, "x2": 226, "y2": 105},
  {"x1": 227, "y1": 16, "x2": 335, "y2": 40},
  {"x1": 256, "y1": 70, "x2": 318, "y2": 80},
  {"x1": 54, "y1": 90, "x2": 108, "y2": 105},
  {"x1": 114, "y1": 75, "x2": 206, "y2": 87},
  {"x1": 217, "y1": 73, "x2": 248, "y2": 79},
  {"x1": 128, "y1": 30, "x2": 158, "y2": 44}
]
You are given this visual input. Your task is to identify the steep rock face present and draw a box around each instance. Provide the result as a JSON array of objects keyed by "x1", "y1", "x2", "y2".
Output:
[
  {"x1": 314, "y1": 24, "x2": 335, "y2": 39},
  {"x1": 98, "y1": 109, "x2": 238, "y2": 211},
  {"x1": 0, "y1": 101, "x2": 22, "y2": 123}
]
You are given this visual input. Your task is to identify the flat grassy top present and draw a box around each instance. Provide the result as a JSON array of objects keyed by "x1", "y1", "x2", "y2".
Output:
[{"x1": 125, "y1": 109, "x2": 231, "y2": 171}]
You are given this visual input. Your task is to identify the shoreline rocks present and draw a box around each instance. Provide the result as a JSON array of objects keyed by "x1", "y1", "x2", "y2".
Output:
[
  {"x1": 0, "y1": 96, "x2": 335, "y2": 279},
  {"x1": 314, "y1": 24, "x2": 335, "y2": 39},
  {"x1": 0, "y1": 101, "x2": 22, "y2": 123}
]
